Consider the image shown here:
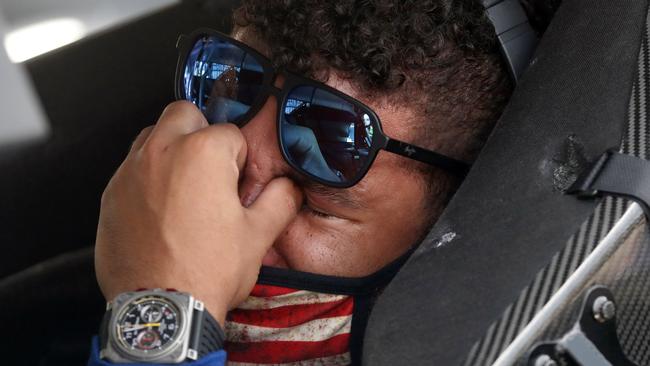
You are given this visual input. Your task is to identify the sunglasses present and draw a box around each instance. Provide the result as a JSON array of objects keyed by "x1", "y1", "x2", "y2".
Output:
[{"x1": 175, "y1": 29, "x2": 470, "y2": 188}]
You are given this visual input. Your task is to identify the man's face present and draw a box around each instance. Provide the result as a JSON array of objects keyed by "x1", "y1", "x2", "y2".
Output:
[{"x1": 235, "y1": 34, "x2": 445, "y2": 278}]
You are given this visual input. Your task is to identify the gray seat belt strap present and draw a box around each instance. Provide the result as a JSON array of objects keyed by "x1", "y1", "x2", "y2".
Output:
[{"x1": 568, "y1": 151, "x2": 650, "y2": 217}]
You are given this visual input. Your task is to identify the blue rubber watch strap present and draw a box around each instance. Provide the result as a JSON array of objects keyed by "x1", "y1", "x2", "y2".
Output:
[{"x1": 88, "y1": 337, "x2": 227, "y2": 366}]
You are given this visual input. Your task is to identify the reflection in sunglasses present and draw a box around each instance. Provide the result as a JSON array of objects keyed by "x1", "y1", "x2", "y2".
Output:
[
  {"x1": 282, "y1": 123, "x2": 344, "y2": 183},
  {"x1": 285, "y1": 99, "x2": 309, "y2": 114},
  {"x1": 192, "y1": 61, "x2": 241, "y2": 80}
]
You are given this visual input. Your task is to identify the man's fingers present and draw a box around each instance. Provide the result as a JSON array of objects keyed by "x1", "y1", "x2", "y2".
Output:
[
  {"x1": 194, "y1": 123, "x2": 248, "y2": 172},
  {"x1": 145, "y1": 101, "x2": 208, "y2": 150},
  {"x1": 184, "y1": 123, "x2": 248, "y2": 196},
  {"x1": 247, "y1": 178, "x2": 303, "y2": 249},
  {"x1": 130, "y1": 126, "x2": 154, "y2": 153}
]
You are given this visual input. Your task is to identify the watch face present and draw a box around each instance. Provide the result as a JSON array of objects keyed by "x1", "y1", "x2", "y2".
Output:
[{"x1": 114, "y1": 295, "x2": 183, "y2": 356}]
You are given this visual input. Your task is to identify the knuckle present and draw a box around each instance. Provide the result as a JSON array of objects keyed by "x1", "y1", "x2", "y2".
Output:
[
  {"x1": 219, "y1": 122, "x2": 240, "y2": 134},
  {"x1": 183, "y1": 130, "x2": 216, "y2": 154},
  {"x1": 100, "y1": 185, "x2": 112, "y2": 207},
  {"x1": 130, "y1": 126, "x2": 153, "y2": 150},
  {"x1": 184, "y1": 124, "x2": 244, "y2": 156},
  {"x1": 214, "y1": 123, "x2": 244, "y2": 146},
  {"x1": 138, "y1": 125, "x2": 154, "y2": 137},
  {"x1": 140, "y1": 126, "x2": 155, "y2": 140},
  {"x1": 165, "y1": 100, "x2": 196, "y2": 114},
  {"x1": 131, "y1": 142, "x2": 161, "y2": 178},
  {"x1": 100, "y1": 165, "x2": 126, "y2": 207},
  {"x1": 140, "y1": 140, "x2": 161, "y2": 162},
  {"x1": 163, "y1": 101, "x2": 207, "y2": 127}
]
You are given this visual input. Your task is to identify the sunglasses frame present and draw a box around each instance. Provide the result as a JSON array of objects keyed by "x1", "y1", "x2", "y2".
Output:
[{"x1": 175, "y1": 28, "x2": 470, "y2": 188}]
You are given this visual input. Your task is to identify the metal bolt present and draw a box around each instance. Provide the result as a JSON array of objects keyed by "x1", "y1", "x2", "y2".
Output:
[
  {"x1": 534, "y1": 354, "x2": 558, "y2": 366},
  {"x1": 592, "y1": 295, "x2": 616, "y2": 323}
]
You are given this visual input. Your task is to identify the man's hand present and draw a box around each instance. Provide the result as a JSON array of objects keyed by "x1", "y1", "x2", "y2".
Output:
[{"x1": 95, "y1": 101, "x2": 302, "y2": 325}]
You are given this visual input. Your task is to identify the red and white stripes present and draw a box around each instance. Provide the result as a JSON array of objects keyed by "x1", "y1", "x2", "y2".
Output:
[{"x1": 224, "y1": 284, "x2": 354, "y2": 365}]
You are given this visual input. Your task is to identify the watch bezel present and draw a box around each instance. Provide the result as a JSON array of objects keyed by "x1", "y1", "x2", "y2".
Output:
[{"x1": 105, "y1": 290, "x2": 195, "y2": 363}]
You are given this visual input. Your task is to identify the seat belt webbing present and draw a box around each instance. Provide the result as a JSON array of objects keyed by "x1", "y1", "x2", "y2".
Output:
[{"x1": 568, "y1": 151, "x2": 650, "y2": 217}]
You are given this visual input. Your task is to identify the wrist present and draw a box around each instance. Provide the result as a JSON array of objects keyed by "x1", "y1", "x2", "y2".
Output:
[{"x1": 202, "y1": 299, "x2": 228, "y2": 328}]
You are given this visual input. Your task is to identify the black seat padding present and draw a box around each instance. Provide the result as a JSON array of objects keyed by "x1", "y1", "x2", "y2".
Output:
[{"x1": 0, "y1": 247, "x2": 102, "y2": 366}]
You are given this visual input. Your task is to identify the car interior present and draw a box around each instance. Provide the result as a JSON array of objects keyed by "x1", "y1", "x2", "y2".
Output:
[{"x1": 2, "y1": 0, "x2": 650, "y2": 365}]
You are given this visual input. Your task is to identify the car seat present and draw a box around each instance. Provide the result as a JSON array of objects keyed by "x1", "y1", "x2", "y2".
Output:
[{"x1": 364, "y1": 0, "x2": 650, "y2": 365}]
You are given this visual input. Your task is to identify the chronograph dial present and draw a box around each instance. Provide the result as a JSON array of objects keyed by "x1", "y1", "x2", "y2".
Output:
[
  {"x1": 101, "y1": 289, "x2": 224, "y2": 363},
  {"x1": 116, "y1": 296, "x2": 181, "y2": 352}
]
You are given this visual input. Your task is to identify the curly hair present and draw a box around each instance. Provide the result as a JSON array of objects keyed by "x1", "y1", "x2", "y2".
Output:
[
  {"x1": 233, "y1": 0, "x2": 516, "y2": 163},
  {"x1": 232, "y1": 0, "x2": 559, "y2": 221}
]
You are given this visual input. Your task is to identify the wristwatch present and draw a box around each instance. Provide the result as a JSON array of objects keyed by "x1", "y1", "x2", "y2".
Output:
[{"x1": 99, "y1": 289, "x2": 224, "y2": 363}]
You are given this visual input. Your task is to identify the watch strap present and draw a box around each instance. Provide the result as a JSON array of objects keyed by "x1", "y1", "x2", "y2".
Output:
[
  {"x1": 190, "y1": 303, "x2": 225, "y2": 358},
  {"x1": 98, "y1": 305, "x2": 112, "y2": 352}
]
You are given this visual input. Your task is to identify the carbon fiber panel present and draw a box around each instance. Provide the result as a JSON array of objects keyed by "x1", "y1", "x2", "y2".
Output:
[
  {"x1": 526, "y1": 213, "x2": 650, "y2": 365},
  {"x1": 464, "y1": 6, "x2": 650, "y2": 366}
]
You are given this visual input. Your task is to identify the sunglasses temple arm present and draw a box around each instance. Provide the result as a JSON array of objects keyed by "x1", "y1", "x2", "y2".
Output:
[{"x1": 385, "y1": 138, "x2": 471, "y2": 177}]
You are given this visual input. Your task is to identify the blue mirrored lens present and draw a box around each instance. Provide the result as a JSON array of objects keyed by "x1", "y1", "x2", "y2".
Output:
[
  {"x1": 281, "y1": 86, "x2": 375, "y2": 184},
  {"x1": 183, "y1": 36, "x2": 265, "y2": 124}
]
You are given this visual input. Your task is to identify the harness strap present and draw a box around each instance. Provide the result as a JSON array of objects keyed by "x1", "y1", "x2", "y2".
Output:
[{"x1": 569, "y1": 151, "x2": 650, "y2": 217}]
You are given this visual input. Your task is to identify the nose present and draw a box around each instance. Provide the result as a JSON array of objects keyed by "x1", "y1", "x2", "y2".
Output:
[{"x1": 238, "y1": 94, "x2": 295, "y2": 207}]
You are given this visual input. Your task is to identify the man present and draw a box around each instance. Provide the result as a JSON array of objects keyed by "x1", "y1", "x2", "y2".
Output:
[{"x1": 89, "y1": 0, "x2": 523, "y2": 364}]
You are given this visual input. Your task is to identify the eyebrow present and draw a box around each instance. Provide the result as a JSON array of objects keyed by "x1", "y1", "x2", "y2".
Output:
[{"x1": 289, "y1": 171, "x2": 368, "y2": 210}]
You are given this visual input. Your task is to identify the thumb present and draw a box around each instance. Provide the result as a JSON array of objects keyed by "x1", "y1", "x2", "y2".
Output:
[{"x1": 247, "y1": 178, "x2": 303, "y2": 249}]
